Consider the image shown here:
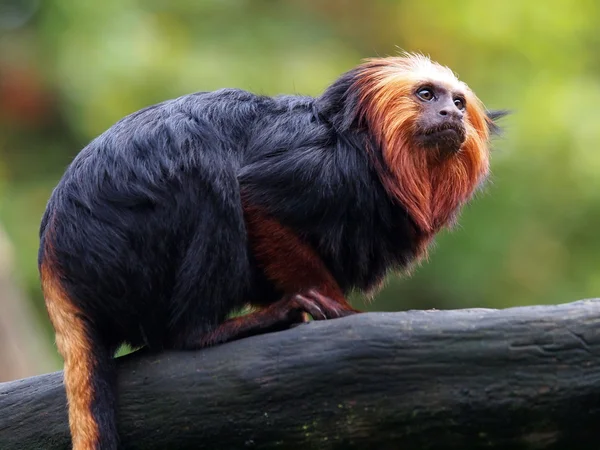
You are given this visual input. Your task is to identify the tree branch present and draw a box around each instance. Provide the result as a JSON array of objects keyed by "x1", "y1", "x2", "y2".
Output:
[{"x1": 1, "y1": 299, "x2": 600, "y2": 449}]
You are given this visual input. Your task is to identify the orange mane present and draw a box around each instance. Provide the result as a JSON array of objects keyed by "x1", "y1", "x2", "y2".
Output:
[{"x1": 355, "y1": 54, "x2": 493, "y2": 235}]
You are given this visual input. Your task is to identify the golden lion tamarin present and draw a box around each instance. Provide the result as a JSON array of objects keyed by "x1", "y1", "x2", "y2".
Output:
[{"x1": 39, "y1": 53, "x2": 505, "y2": 449}]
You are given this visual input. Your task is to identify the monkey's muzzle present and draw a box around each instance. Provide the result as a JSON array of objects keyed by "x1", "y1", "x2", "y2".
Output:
[{"x1": 416, "y1": 122, "x2": 466, "y2": 154}]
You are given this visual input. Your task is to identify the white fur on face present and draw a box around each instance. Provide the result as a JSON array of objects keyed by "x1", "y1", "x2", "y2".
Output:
[{"x1": 385, "y1": 53, "x2": 469, "y2": 96}]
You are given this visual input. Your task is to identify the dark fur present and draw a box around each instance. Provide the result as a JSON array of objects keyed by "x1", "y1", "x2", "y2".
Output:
[{"x1": 39, "y1": 70, "x2": 503, "y2": 448}]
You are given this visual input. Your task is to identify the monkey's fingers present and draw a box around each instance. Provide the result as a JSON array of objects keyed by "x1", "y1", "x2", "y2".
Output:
[{"x1": 289, "y1": 294, "x2": 328, "y2": 321}]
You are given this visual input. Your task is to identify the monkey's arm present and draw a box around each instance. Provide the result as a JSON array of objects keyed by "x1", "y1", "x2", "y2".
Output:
[{"x1": 239, "y1": 138, "x2": 371, "y2": 303}]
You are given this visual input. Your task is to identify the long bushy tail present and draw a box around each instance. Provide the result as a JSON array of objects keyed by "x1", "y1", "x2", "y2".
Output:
[{"x1": 41, "y1": 260, "x2": 118, "y2": 450}]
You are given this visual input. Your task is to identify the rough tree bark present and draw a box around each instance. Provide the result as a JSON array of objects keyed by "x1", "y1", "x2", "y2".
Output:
[{"x1": 1, "y1": 299, "x2": 599, "y2": 450}]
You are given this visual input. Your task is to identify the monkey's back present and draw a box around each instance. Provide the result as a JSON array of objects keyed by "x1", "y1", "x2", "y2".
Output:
[{"x1": 38, "y1": 89, "x2": 273, "y2": 350}]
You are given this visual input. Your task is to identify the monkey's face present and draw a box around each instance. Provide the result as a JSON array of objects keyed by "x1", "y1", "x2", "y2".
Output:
[
  {"x1": 413, "y1": 84, "x2": 467, "y2": 155},
  {"x1": 355, "y1": 53, "x2": 501, "y2": 234}
]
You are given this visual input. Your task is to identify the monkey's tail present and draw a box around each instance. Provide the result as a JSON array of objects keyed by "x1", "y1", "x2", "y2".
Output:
[{"x1": 41, "y1": 261, "x2": 118, "y2": 450}]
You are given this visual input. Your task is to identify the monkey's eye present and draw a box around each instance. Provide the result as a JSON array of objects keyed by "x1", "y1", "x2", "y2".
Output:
[
  {"x1": 454, "y1": 97, "x2": 466, "y2": 111},
  {"x1": 416, "y1": 88, "x2": 434, "y2": 102}
]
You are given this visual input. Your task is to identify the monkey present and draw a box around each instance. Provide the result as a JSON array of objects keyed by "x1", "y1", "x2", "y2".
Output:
[{"x1": 38, "y1": 53, "x2": 506, "y2": 449}]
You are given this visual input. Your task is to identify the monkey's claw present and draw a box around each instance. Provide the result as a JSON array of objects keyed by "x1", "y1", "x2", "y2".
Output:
[{"x1": 293, "y1": 289, "x2": 360, "y2": 320}]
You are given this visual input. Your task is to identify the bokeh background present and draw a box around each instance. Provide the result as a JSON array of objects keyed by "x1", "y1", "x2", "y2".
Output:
[{"x1": 1, "y1": 0, "x2": 599, "y2": 381}]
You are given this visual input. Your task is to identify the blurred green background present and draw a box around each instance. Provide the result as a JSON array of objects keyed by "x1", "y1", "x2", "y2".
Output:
[{"x1": 1, "y1": 0, "x2": 599, "y2": 379}]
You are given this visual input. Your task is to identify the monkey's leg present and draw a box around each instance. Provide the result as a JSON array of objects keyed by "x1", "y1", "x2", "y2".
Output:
[{"x1": 243, "y1": 201, "x2": 361, "y2": 317}]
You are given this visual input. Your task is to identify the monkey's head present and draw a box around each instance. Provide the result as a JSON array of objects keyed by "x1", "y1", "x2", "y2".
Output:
[{"x1": 353, "y1": 53, "x2": 505, "y2": 235}]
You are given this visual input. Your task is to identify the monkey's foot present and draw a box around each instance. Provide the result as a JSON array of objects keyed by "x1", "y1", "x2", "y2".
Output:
[{"x1": 195, "y1": 292, "x2": 359, "y2": 348}]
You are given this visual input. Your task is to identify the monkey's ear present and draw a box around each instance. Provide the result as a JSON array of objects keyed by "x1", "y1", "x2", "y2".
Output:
[{"x1": 486, "y1": 109, "x2": 510, "y2": 136}]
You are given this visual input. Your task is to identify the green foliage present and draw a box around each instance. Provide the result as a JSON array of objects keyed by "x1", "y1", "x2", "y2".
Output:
[{"x1": 1, "y1": 0, "x2": 600, "y2": 353}]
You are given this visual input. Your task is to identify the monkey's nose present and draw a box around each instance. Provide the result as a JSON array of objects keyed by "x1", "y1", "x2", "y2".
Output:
[{"x1": 438, "y1": 108, "x2": 463, "y2": 119}]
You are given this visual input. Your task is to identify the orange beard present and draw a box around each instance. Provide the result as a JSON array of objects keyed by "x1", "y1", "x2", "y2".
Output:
[{"x1": 355, "y1": 57, "x2": 491, "y2": 235}]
